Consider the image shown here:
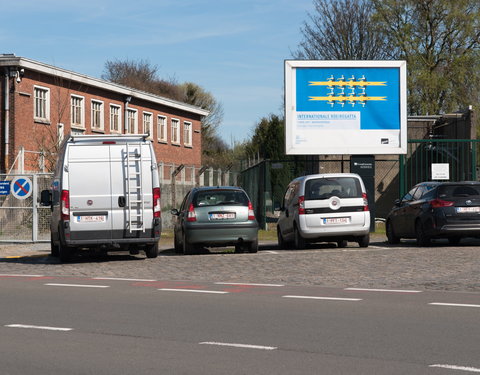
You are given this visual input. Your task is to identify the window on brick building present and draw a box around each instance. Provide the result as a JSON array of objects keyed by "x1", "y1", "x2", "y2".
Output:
[
  {"x1": 110, "y1": 104, "x2": 121, "y2": 133},
  {"x1": 71, "y1": 95, "x2": 84, "y2": 128},
  {"x1": 91, "y1": 100, "x2": 104, "y2": 131},
  {"x1": 34, "y1": 86, "x2": 50, "y2": 122},
  {"x1": 126, "y1": 109, "x2": 137, "y2": 134},
  {"x1": 157, "y1": 115, "x2": 167, "y2": 143},
  {"x1": 184, "y1": 121, "x2": 192, "y2": 147},
  {"x1": 171, "y1": 118, "x2": 180, "y2": 145},
  {"x1": 143, "y1": 112, "x2": 153, "y2": 139}
]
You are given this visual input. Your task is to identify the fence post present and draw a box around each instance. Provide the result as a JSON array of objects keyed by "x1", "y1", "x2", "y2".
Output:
[{"x1": 32, "y1": 174, "x2": 38, "y2": 242}]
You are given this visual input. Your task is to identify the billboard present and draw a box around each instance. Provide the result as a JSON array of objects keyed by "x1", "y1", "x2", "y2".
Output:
[{"x1": 284, "y1": 60, "x2": 407, "y2": 155}]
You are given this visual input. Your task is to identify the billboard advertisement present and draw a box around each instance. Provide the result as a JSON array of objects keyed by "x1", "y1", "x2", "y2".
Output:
[{"x1": 284, "y1": 60, "x2": 407, "y2": 155}]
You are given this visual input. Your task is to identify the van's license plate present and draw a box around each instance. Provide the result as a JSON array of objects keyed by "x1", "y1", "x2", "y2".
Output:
[
  {"x1": 76, "y1": 215, "x2": 106, "y2": 223},
  {"x1": 323, "y1": 217, "x2": 349, "y2": 225}
]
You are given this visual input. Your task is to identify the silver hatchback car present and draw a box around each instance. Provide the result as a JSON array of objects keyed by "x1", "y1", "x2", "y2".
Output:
[
  {"x1": 277, "y1": 173, "x2": 370, "y2": 249},
  {"x1": 171, "y1": 186, "x2": 259, "y2": 254}
]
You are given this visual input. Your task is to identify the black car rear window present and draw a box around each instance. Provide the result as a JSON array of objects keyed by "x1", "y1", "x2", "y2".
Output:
[
  {"x1": 438, "y1": 185, "x2": 480, "y2": 198},
  {"x1": 193, "y1": 190, "x2": 249, "y2": 207},
  {"x1": 305, "y1": 177, "x2": 362, "y2": 200}
]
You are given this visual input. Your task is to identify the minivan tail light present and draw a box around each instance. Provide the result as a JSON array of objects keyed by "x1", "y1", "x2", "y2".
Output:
[
  {"x1": 362, "y1": 193, "x2": 369, "y2": 211},
  {"x1": 187, "y1": 203, "x2": 197, "y2": 222},
  {"x1": 153, "y1": 187, "x2": 161, "y2": 218},
  {"x1": 298, "y1": 195, "x2": 305, "y2": 215},
  {"x1": 248, "y1": 201, "x2": 255, "y2": 220},
  {"x1": 430, "y1": 199, "x2": 454, "y2": 208},
  {"x1": 61, "y1": 190, "x2": 70, "y2": 221}
]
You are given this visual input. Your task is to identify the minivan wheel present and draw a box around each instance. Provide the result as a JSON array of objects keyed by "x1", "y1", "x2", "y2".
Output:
[
  {"x1": 386, "y1": 220, "x2": 400, "y2": 244},
  {"x1": 357, "y1": 234, "x2": 369, "y2": 248},
  {"x1": 50, "y1": 234, "x2": 59, "y2": 257},
  {"x1": 294, "y1": 224, "x2": 306, "y2": 249},
  {"x1": 182, "y1": 232, "x2": 195, "y2": 255},
  {"x1": 337, "y1": 240, "x2": 348, "y2": 248},
  {"x1": 145, "y1": 242, "x2": 159, "y2": 258},
  {"x1": 415, "y1": 220, "x2": 431, "y2": 247},
  {"x1": 58, "y1": 242, "x2": 73, "y2": 263}
]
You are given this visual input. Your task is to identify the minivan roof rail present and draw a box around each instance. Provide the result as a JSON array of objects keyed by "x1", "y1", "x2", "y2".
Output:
[{"x1": 68, "y1": 134, "x2": 149, "y2": 143}]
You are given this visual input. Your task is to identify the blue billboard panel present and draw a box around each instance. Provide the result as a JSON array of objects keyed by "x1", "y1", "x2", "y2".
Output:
[{"x1": 284, "y1": 61, "x2": 407, "y2": 155}]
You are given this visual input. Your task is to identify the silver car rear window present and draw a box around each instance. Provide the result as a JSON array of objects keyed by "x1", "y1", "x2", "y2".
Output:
[
  {"x1": 193, "y1": 190, "x2": 249, "y2": 207},
  {"x1": 305, "y1": 177, "x2": 362, "y2": 200}
]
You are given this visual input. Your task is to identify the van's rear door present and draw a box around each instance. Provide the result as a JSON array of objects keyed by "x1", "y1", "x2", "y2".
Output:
[{"x1": 68, "y1": 144, "x2": 113, "y2": 240}]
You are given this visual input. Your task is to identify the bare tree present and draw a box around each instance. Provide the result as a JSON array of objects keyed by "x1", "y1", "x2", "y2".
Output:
[{"x1": 294, "y1": 0, "x2": 389, "y2": 60}]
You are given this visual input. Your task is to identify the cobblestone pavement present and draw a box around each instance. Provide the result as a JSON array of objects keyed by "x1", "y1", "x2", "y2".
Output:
[{"x1": 1, "y1": 234, "x2": 479, "y2": 292}]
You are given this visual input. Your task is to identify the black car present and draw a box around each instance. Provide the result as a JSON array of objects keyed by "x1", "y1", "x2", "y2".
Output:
[{"x1": 386, "y1": 181, "x2": 480, "y2": 246}]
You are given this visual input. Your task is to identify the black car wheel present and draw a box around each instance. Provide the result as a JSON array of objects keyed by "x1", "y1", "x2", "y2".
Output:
[
  {"x1": 386, "y1": 220, "x2": 400, "y2": 244},
  {"x1": 174, "y1": 233, "x2": 183, "y2": 254},
  {"x1": 448, "y1": 237, "x2": 461, "y2": 246},
  {"x1": 248, "y1": 238, "x2": 258, "y2": 253},
  {"x1": 415, "y1": 220, "x2": 431, "y2": 247},
  {"x1": 182, "y1": 231, "x2": 195, "y2": 255}
]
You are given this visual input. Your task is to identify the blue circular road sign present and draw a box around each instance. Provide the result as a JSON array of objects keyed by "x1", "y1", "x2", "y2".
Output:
[{"x1": 11, "y1": 177, "x2": 32, "y2": 199}]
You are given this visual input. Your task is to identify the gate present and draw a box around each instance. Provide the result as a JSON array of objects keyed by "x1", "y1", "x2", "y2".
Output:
[
  {"x1": 400, "y1": 139, "x2": 479, "y2": 197},
  {"x1": 0, "y1": 173, "x2": 53, "y2": 242}
]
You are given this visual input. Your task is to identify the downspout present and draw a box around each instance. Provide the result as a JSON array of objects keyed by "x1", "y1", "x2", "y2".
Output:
[
  {"x1": 3, "y1": 68, "x2": 10, "y2": 171},
  {"x1": 124, "y1": 95, "x2": 132, "y2": 134}
]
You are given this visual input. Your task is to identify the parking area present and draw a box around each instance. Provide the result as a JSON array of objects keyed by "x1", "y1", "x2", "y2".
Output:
[{"x1": 1, "y1": 233, "x2": 479, "y2": 293}]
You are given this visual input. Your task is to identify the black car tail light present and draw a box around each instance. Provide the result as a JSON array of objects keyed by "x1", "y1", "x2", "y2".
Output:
[{"x1": 430, "y1": 199, "x2": 454, "y2": 208}]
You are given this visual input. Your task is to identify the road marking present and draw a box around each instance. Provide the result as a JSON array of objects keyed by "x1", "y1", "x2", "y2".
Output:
[
  {"x1": 199, "y1": 342, "x2": 277, "y2": 350},
  {"x1": 264, "y1": 251, "x2": 279, "y2": 254},
  {"x1": 429, "y1": 303, "x2": 480, "y2": 308},
  {"x1": 429, "y1": 364, "x2": 480, "y2": 373},
  {"x1": 45, "y1": 283, "x2": 110, "y2": 288},
  {"x1": 159, "y1": 288, "x2": 229, "y2": 294},
  {"x1": 6, "y1": 324, "x2": 73, "y2": 331},
  {"x1": 93, "y1": 277, "x2": 157, "y2": 282},
  {"x1": 345, "y1": 288, "x2": 422, "y2": 293},
  {"x1": 215, "y1": 282, "x2": 284, "y2": 287},
  {"x1": 0, "y1": 274, "x2": 44, "y2": 277},
  {"x1": 282, "y1": 295, "x2": 362, "y2": 301}
]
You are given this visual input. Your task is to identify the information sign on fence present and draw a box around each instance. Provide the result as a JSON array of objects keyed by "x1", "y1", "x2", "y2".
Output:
[{"x1": 0, "y1": 181, "x2": 10, "y2": 195}]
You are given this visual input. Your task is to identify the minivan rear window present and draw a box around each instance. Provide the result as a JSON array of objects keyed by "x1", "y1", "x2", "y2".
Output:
[
  {"x1": 305, "y1": 177, "x2": 362, "y2": 200},
  {"x1": 193, "y1": 190, "x2": 249, "y2": 207},
  {"x1": 438, "y1": 185, "x2": 480, "y2": 198}
]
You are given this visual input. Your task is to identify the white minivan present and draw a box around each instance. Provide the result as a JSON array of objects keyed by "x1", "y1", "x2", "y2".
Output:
[
  {"x1": 277, "y1": 173, "x2": 370, "y2": 249},
  {"x1": 41, "y1": 134, "x2": 161, "y2": 262}
]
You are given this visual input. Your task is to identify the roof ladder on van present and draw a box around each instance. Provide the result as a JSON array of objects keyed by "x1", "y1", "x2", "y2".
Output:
[{"x1": 125, "y1": 142, "x2": 145, "y2": 232}]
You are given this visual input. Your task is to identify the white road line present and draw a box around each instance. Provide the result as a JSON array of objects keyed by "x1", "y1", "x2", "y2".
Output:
[
  {"x1": 199, "y1": 342, "x2": 277, "y2": 350},
  {"x1": 159, "y1": 288, "x2": 229, "y2": 294},
  {"x1": 345, "y1": 288, "x2": 422, "y2": 293},
  {"x1": 45, "y1": 283, "x2": 110, "y2": 288},
  {"x1": 429, "y1": 303, "x2": 480, "y2": 308},
  {"x1": 92, "y1": 277, "x2": 157, "y2": 282},
  {"x1": 6, "y1": 324, "x2": 73, "y2": 332},
  {"x1": 264, "y1": 251, "x2": 279, "y2": 254},
  {"x1": 282, "y1": 295, "x2": 362, "y2": 301},
  {"x1": 429, "y1": 364, "x2": 480, "y2": 373},
  {"x1": 215, "y1": 282, "x2": 284, "y2": 287},
  {"x1": 0, "y1": 274, "x2": 44, "y2": 277}
]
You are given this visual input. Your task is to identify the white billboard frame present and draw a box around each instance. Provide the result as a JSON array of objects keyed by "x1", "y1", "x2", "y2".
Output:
[{"x1": 284, "y1": 60, "x2": 407, "y2": 155}]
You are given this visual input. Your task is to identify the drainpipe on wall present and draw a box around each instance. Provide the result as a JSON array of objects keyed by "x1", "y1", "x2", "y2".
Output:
[
  {"x1": 3, "y1": 68, "x2": 10, "y2": 172},
  {"x1": 124, "y1": 95, "x2": 132, "y2": 134}
]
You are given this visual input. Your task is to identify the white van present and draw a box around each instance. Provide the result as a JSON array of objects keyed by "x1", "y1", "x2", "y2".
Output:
[
  {"x1": 277, "y1": 173, "x2": 370, "y2": 249},
  {"x1": 41, "y1": 134, "x2": 161, "y2": 262}
]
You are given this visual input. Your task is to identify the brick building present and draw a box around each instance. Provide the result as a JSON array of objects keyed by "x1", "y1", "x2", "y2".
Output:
[{"x1": 0, "y1": 54, "x2": 208, "y2": 174}]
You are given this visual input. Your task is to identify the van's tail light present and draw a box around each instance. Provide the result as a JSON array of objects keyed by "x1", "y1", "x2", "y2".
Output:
[
  {"x1": 362, "y1": 193, "x2": 369, "y2": 211},
  {"x1": 248, "y1": 201, "x2": 255, "y2": 220},
  {"x1": 298, "y1": 195, "x2": 305, "y2": 215},
  {"x1": 430, "y1": 199, "x2": 454, "y2": 208},
  {"x1": 187, "y1": 203, "x2": 197, "y2": 222},
  {"x1": 153, "y1": 187, "x2": 161, "y2": 218},
  {"x1": 61, "y1": 190, "x2": 70, "y2": 221}
]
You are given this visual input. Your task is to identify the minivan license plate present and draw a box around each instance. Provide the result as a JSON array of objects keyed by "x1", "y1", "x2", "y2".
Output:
[
  {"x1": 323, "y1": 217, "x2": 349, "y2": 225},
  {"x1": 76, "y1": 215, "x2": 106, "y2": 223}
]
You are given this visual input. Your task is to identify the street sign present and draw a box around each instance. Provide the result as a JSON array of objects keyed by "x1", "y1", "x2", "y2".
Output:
[
  {"x1": 11, "y1": 176, "x2": 33, "y2": 199},
  {"x1": 0, "y1": 181, "x2": 10, "y2": 195}
]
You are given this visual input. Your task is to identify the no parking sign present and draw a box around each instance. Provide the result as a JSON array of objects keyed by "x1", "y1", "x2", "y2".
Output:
[{"x1": 11, "y1": 176, "x2": 33, "y2": 199}]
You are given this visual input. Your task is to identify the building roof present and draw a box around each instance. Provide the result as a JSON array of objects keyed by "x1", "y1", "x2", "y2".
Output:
[{"x1": 0, "y1": 54, "x2": 209, "y2": 117}]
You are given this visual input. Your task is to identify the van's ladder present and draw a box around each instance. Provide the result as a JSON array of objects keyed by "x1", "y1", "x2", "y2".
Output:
[{"x1": 126, "y1": 143, "x2": 145, "y2": 232}]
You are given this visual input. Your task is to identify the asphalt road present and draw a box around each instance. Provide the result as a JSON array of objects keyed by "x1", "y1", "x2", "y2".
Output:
[{"x1": 1, "y1": 273, "x2": 479, "y2": 374}]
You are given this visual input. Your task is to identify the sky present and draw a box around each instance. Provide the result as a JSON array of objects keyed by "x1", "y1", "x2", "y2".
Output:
[{"x1": 0, "y1": 0, "x2": 313, "y2": 146}]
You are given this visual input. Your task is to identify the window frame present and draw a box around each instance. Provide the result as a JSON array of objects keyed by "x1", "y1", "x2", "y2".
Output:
[
  {"x1": 33, "y1": 85, "x2": 50, "y2": 123},
  {"x1": 126, "y1": 108, "x2": 138, "y2": 134},
  {"x1": 70, "y1": 94, "x2": 85, "y2": 129},
  {"x1": 91, "y1": 99, "x2": 105, "y2": 131},
  {"x1": 109, "y1": 104, "x2": 122, "y2": 133},
  {"x1": 183, "y1": 121, "x2": 192, "y2": 147},
  {"x1": 143, "y1": 111, "x2": 153, "y2": 139},
  {"x1": 171, "y1": 118, "x2": 180, "y2": 145},
  {"x1": 157, "y1": 115, "x2": 167, "y2": 143}
]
